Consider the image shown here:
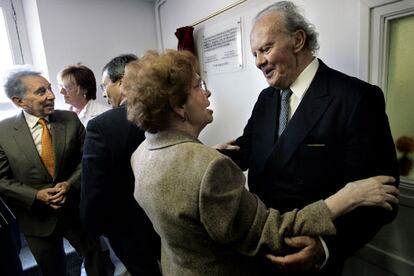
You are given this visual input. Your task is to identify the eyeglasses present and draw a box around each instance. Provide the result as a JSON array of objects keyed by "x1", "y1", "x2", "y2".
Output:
[
  {"x1": 58, "y1": 84, "x2": 75, "y2": 93},
  {"x1": 194, "y1": 79, "x2": 208, "y2": 91},
  {"x1": 200, "y1": 80, "x2": 208, "y2": 91}
]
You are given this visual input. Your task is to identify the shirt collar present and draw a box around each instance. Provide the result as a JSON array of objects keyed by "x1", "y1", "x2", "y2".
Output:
[
  {"x1": 289, "y1": 58, "x2": 319, "y2": 100},
  {"x1": 77, "y1": 100, "x2": 91, "y2": 119},
  {"x1": 23, "y1": 110, "x2": 50, "y2": 129}
]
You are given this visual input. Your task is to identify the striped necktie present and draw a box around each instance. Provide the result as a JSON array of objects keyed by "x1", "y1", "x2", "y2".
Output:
[
  {"x1": 278, "y1": 89, "x2": 292, "y2": 137},
  {"x1": 38, "y1": 118, "x2": 55, "y2": 177}
]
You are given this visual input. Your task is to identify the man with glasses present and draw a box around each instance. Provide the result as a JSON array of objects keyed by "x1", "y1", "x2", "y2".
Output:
[
  {"x1": 100, "y1": 54, "x2": 134, "y2": 108},
  {"x1": 80, "y1": 54, "x2": 161, "y2": 276}
]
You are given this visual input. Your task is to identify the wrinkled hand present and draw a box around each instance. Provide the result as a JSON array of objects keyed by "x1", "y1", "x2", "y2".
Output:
[
  {"x1": 48, "y1": 181, "x2": 71, "y2": 208},
  {"x1": 266, "y1": 236, "x2": 324, "y2": 271},
  {"x1": 36, "y1": 187, "x2": 61, "y2": 206},
  {"x1": 343, "y1": 175, "x2": 399, "y2": 211},
  {"x1": 212, "y1": 139, "x2": 240, "y2": 151},
  {"x1": 54, "y1": 181, "x2": 71, "y2": 195},
  {"x1": 36, "y1": 188, "x2": 62, "y2": 209}
]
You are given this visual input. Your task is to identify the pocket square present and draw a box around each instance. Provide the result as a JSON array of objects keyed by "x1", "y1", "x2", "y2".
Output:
[{"x1": 306, "y1": 143, "x2": 326, "y2": 147}]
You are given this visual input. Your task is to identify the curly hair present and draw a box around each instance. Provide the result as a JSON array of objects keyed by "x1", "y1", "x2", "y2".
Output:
[
  {"x1": 58, "y1": 63, "x2": 97, "y2": 100},
  {"x1": 123, "y1": 50, "x2": 198, "y2": 133}
]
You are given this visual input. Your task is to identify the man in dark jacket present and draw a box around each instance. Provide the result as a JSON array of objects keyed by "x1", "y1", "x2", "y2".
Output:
[
  {"x1": 80, "y1": 54, "x2": 161, "y2": 276},
  {"x1": 221, "y1": 2, "x2": 399, "y2": 275}
]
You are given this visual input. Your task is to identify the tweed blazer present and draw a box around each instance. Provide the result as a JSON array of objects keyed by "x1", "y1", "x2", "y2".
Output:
[
  {"x1": 0, "y1": 110, "x2": 85, "y2": 236},
  {"x1": 131, "y1": 130, "x2": 336, "y2": 276}
]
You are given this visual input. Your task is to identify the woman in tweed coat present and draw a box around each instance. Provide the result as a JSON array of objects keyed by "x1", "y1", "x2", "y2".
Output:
[{"x1": 123, "y1": 50, "x2": 399, "y2": 276}]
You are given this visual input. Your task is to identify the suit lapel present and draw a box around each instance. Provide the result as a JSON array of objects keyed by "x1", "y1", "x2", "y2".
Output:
[
  {"x1": 12, "y1": 112, "x2": 47, "y2": 175},
  {"x1": 262, "y1": 87, "x2": 279, "y2": 145},
  {"x1": 50, "y1": 113, "x2": 66, "y2": 180},
  {"x1": 253, "y1": 88, "x2": 280, "y2": 174},
  {"x1": 270, "y1": 61, "x2": 333, "y2": 172}
]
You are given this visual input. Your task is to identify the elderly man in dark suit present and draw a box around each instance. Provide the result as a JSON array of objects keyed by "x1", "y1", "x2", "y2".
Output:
[
  {"x1": 0, "y1": 68, "x2": 107, "y2": 276},
  {"x1": 80, "y1": 54, "x2": 161, "y2": 276},
  {"x1": 222, "y1": 1, "x2": 399, "y2": 275}
]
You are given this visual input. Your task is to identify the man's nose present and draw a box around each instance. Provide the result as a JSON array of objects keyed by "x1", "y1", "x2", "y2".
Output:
[
  {"x1": 47, "y1": 89, "x2": 55, "y2": 99},
  {"x1": 255, "y1": 53, "x2": 266, "y2": 68}
]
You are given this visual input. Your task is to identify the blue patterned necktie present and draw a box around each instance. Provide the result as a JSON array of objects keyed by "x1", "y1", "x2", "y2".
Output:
[{"x1": 278, "y1": 89, "x2": 292, "y2": 137}]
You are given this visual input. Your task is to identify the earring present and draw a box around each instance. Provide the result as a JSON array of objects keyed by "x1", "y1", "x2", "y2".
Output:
[{"x1": 83, "y1": 94, "x2": 86, "y2": 98}]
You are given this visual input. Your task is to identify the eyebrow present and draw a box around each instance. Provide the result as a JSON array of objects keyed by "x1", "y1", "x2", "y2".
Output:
[{"x1": 34, "y1": 83, "x2": 51, "y2": 94}]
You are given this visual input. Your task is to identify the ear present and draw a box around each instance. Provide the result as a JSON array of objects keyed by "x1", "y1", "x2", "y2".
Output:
[
  {"x1": 169, "y1": 97, "x2": 186, "y2": 119},
  {"x1": 292, "y1": 29, "x2": 306, "y2": 53},
  {"x1": 77, "y1": 86, "x2": 87, "y2": 96},
  {"x1": 11, "y1": 96, "x2": 25, "y2": 108}
]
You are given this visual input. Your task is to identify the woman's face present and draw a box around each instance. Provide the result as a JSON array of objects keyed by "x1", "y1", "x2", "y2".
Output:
[
  {"x1": 183, "y1": 75, "x2": 213, "y2": 131},
  {"x1": 58, "y1": 78, "x2": 86, "y2": 106}
]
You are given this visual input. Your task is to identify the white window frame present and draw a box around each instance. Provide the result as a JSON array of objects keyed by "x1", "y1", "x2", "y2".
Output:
[
  {"x1": 369, "y1": 0, "x2": 414, "y2": 89},
  {"x1": 0, "y1": 0, "x2": 31, "y2": 117},
  {"x1": 359, "y1": 0, "x2": 414, "y2": 196},
  {"x1": 358, "y1": 0, "x2": 414, "y2": 84}
]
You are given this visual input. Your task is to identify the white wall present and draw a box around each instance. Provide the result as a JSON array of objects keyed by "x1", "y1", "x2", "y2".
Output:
[
  {"x1": 158, "y1": 0, "x2": 361, "y2": 146},
  {"x1": 22, "y1": 0, "x2": 158, "y2": 108},
  {"x1": 18, "y1": 0, "x2": 362, "y2": 137}
]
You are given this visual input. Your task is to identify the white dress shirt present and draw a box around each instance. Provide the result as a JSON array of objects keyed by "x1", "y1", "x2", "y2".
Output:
[
  {"x1": 71, "y1": 100, "x2": 110, "y2": 127},
  {"x1": 286, "y1": 58, "x2": 319, "y2": 120},
  {"x1": 23, "y1": 111, "x2": 50, "y2": 156}
]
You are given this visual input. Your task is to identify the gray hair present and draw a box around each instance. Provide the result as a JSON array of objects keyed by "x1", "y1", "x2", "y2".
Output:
[
  {"x1": 254, "y1": 1, "x2": 319, "y2": 54},
  {"x1": 3, "y1": 66, "x2": 42, "y2": 99},
  {"x1": 102, "y1": 54, "x2": 138, "y2": 83}
]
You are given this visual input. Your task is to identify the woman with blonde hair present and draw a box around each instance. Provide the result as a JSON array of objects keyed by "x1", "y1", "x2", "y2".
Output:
[{"x1": 58, "y1": 64, "x2": 109, "y2": 126}]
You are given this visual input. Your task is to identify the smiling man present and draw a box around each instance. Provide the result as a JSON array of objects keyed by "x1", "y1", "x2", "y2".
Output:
[
  {"x1": 0, "y1": 67, "x2": 108, "y2": 276},
  {"x1": 221, "y1": 1, "x2": 399, "y2": 276}
]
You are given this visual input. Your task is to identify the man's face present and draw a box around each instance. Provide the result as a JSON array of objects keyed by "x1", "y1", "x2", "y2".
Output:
[
  {"x1": 101, "y1": 70, "x2": 122, "y2": 108},
  {"x1": 250, "y1": 11, "x2": 301, "y2": 89},
  {"x1": 15, "y1": 75, "x2": 55, "y2": 117}
]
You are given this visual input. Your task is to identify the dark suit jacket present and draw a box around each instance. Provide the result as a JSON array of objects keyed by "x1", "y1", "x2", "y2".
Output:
[
  {"x1": 227, "y1": 60, "x2": 399, "y2": 274},
  {"x1": 80, "y1": 105, "x2": 151, "y2": 236},
  {"x1": 0, "y1": 110, "x2": 85, "y2": 237}
]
